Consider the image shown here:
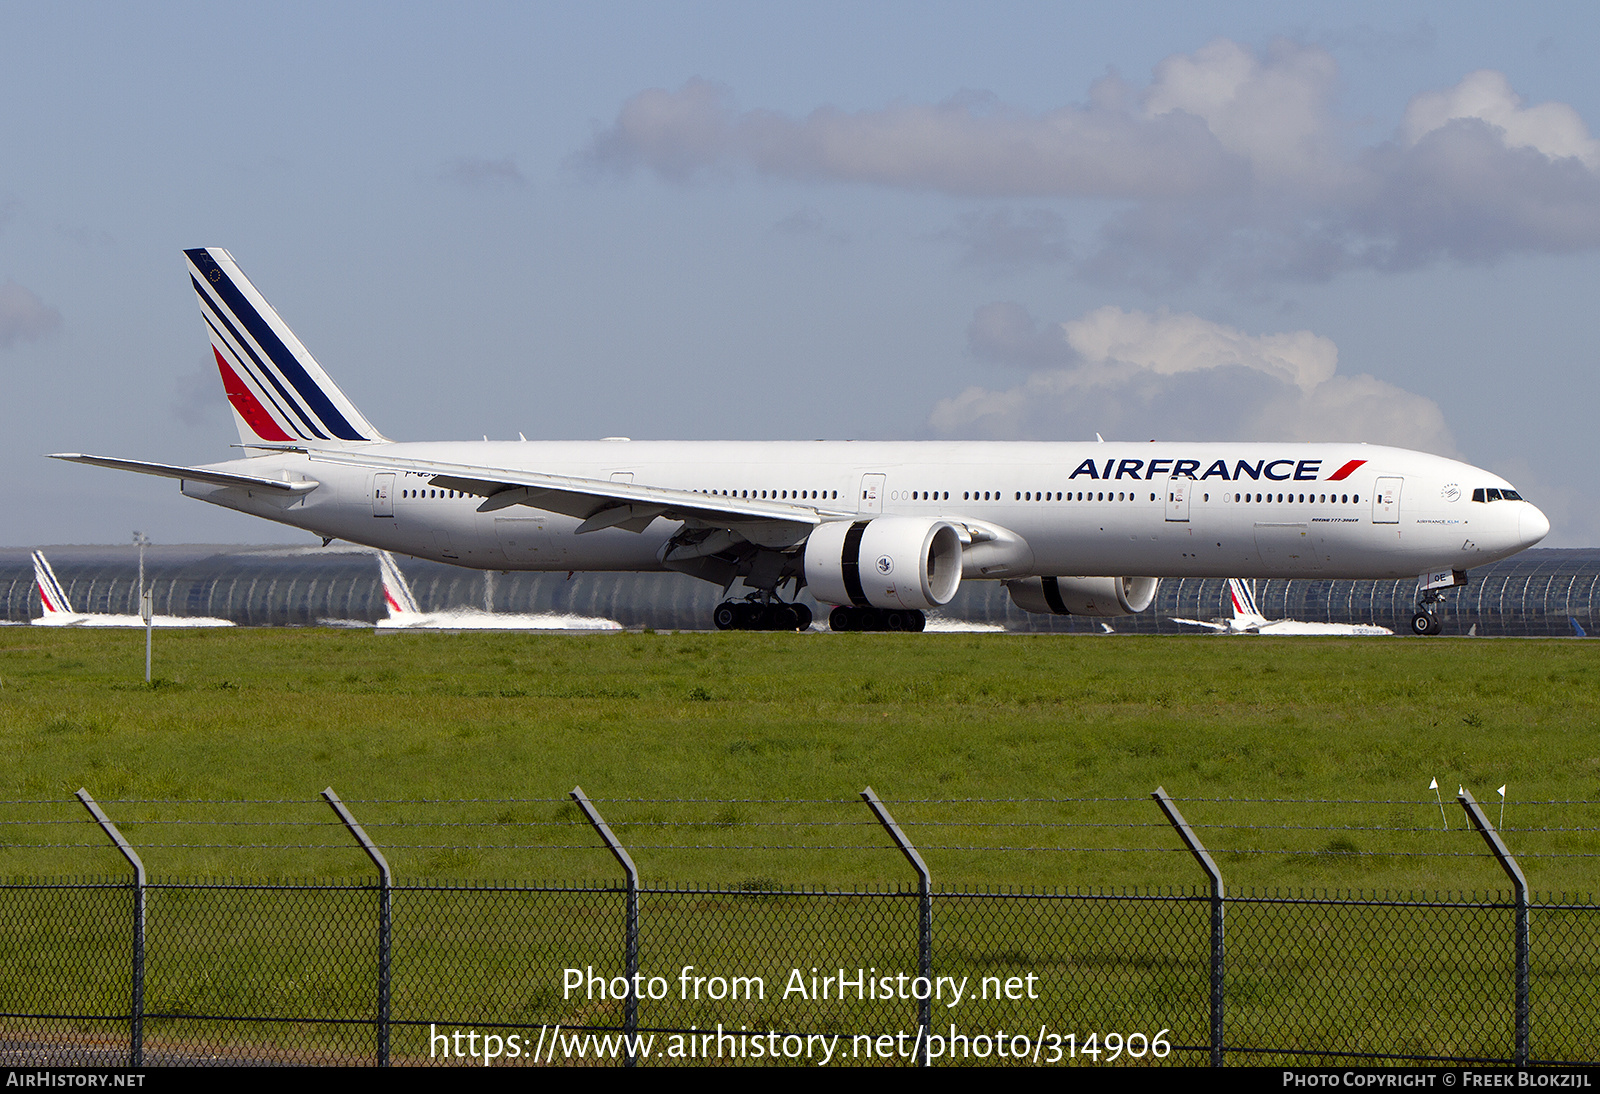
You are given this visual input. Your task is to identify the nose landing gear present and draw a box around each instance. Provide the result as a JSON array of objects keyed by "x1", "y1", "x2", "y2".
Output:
[
  {"x1": 1410, "y1": 610, "x2": 1443, "y2": 636},
  {"x1": 1410, "y1": 569, "x2": 1467, "y2": 636}
]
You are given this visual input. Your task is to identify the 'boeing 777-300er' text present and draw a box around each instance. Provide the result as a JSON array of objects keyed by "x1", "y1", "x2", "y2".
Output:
[{"x1": 54, "y1": 248, "x2": 1550, "y2": 634}]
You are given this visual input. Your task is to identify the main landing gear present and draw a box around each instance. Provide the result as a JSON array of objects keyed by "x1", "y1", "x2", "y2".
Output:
[
  {"x1": 713, "y1": 597, "x2": 814, "y2": 632},
  {"x1": 828, "y1": 606, "x2": 926, "y2": 632}
]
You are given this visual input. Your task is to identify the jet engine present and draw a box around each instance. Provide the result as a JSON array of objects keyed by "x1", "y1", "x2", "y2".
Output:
[
  {"x1": 804, "y1": 517, "x2": 963, "y2": 610},
  {"x1": 1004, "y1": 576, "x2": 1159, "y2": 617}
]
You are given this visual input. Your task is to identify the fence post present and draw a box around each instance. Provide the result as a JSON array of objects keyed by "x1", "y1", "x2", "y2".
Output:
[
  {"x1": 1153, "y1": 786, "x2": 1224, "y2": 1067},
  {"x1": 1458, "y1": 786, "x2": 1530, "y2": 1066},
  {"x1": 570, "y1": 786, "x2": 640, "y2": 1067},
  {"x1": 322, "y1": 788, "x2": 392, "y2": 1067},
  {"x1": 861, "y1": 786, "x2": 932, "y2": 1067},
  {"x1": 75, "y1": 789, "x2": 144, "y2": 1068}
]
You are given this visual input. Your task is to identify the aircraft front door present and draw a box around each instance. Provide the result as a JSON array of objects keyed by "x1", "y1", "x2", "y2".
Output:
[{"x1": 1372, "y1": 477, "x2": 1402, "y2": 524}]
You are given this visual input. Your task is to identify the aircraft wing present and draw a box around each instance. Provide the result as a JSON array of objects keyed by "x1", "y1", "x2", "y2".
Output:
[
  {"x1": 1169, "y1": 617, "x2": 1226, "y2": 631},
  {"x1": 307, "y1": 449, "x2": 854, "y2": 547},
  {"x1": 50, "y1": 454, "x2": 320, "y2": 495}
]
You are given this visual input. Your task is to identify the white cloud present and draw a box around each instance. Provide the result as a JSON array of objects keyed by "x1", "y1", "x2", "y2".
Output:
[
  {"x1": 1143, "y1": 38, "x2": 1349, "y2": 191},
  {"x1": 0, "y1": 280, "x2": 62, "y2": 349},
  {"x1": 583, "y1": 42, "x2": 1600, "y2": 283},
  {"x1": 932, "y1": 304, "x2": 1456, "y2": 455},
  {"x1": 582, "y1": 76, "x2": 1236, "y2": 199},
  {"x1": 1402, "y1": 70, "x2": 1600, "y2": 170}
]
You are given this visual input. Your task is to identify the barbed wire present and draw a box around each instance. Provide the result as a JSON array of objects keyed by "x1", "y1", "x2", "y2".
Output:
[
  {"x1": 7, "y1": 817, "x2": 1598, "y2": 837},
  {"x1": 0, "y1": 794, "x2": 1586, "y2": 807},
  {"x1": 14, "y1": 838, "x2": 1597, "y2": 859}
]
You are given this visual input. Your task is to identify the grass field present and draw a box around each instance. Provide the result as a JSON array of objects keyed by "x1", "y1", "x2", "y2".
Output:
[{"x1": 0, "y1": 627, "x2": 1596, "y2": 893}]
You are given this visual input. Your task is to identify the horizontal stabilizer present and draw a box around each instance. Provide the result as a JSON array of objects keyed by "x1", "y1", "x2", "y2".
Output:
[{"x1": 49, "y1": 454, "x2": 319, "y2": 495}]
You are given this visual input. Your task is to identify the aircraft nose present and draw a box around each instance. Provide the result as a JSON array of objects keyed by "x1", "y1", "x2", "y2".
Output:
[{"x1": 1520, "y1": 504, "x2": 1551, "y2": 549}]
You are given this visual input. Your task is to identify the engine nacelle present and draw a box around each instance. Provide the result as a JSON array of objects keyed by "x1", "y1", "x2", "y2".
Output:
[
  {"x1": 1004, "y1": 576, "x2": 1159, "y2": 617},
  {"x1": 804, "y1": 517, "x2": 963, "y2": 610}
]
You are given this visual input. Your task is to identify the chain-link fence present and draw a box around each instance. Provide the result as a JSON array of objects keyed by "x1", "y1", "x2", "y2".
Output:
[{"x1": 1, "y1": 789, "x2": 1595, "y2": 1067}]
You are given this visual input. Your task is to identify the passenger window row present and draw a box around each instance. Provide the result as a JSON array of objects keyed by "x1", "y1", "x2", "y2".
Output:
[
  {"x1": 401, "y1": 484, "x2": 1377, "y2": 506},
  {"x1": 697, "y1": 489, "x2": 839, "y2": 500}
]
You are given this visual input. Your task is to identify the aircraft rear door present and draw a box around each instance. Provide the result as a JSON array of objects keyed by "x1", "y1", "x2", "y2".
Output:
[
  {"x1": 373, "y1": 473, "x2": 394, "y2": 517},
  {"x1": 1372, "y1": 477, "x2": 1402, "y2": 524}
]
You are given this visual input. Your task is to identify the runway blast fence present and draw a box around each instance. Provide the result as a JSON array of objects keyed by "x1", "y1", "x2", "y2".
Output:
[{"x1": 0, "y1": 788, "x2": 1595, "y2": 1068}]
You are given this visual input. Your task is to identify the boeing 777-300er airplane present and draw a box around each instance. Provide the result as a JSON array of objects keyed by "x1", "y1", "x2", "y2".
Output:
[
  {"x1": 32, "y1": 551, "x2": 234, "y2": 627},
  {"x1": 374, "y1": 551, "x2": 621, "y2": 630},
  {"x1": 1171, "y1": 578, "x2": 1393, "y2": 636},
  {"x1": 53, "y1": 248, "x2": 1550, "y2": 634}
]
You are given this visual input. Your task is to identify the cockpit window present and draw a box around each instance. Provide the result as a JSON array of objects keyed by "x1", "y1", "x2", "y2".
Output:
[{"x1": 1473, "y1": 487, "x2": 1524, "y2": 502}]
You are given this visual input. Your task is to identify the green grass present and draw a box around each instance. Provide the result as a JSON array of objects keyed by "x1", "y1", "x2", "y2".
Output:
[
  {"x1": 0, "y1": 627, "x2": 1596, "y2": 892},
  {"x1": 1, "y1": 626, "x2": 1596, "y2": 1065}
]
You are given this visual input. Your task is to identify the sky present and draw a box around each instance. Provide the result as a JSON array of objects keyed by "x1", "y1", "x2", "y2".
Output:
[{"x1": 4, "y1": 1, "x2": 1599, "y2": 546}]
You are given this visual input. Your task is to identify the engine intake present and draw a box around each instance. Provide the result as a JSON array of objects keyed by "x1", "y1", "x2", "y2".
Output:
[
  {"x1": 804, "y1": 517, "x2": 963, "y2": 610},
  {"x1": 1005, "y1": 576, "x2": 1159, "y2": 617}
]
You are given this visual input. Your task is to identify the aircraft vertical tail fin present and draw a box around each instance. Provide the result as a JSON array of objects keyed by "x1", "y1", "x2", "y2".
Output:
[
  {"x1": 377, "y1": 552, "x2": 421, "y2": 618},
  {"x1": 185, "y1": 248, "x2": 387, "y2": 449},
  {"x1": 32, "y1": 551, "x2": 74, "y2": 617},
  {"x1": 1227, "y1": 578, "x2": 1267, "y2": 626}
]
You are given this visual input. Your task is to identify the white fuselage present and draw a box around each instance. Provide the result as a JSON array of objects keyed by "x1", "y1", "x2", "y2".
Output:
[
  {"x1": 375, "y1": 610, "x2": 623, "y2": 631},
  {"x1": 179, "y1": 439, "x2": 1548, "y2": 581},
  {"x1": 33, "y1": 614, "x2": 235, "y2": 628}
]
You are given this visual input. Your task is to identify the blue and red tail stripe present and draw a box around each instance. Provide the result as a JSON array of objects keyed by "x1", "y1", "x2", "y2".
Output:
[
  {"x1": 32, "y1": 551, "x2": 73, "y2": 616},
  {"x1": 185, "y1": 248, "x2": 383, "y2": 447}
]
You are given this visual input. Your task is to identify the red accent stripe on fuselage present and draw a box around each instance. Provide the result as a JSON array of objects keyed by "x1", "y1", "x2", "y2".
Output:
[{"x1": 1327, "y1": 459, "x2": 1367, "y2": 481}]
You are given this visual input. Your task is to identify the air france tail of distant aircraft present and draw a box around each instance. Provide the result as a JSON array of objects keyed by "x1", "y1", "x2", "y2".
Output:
[
  {"x1": 1171, "y1": 578, "x2": 1392, "y2": 636},
  {"x1": 32, "y1": 551, "x2": 234, "y2": 627},
  {"x1": 52, "y1": 248, "x2": 1551, "y2": 634},
  {"x1": 375, "y1": 551, "x2": 621, "y2": 630}
]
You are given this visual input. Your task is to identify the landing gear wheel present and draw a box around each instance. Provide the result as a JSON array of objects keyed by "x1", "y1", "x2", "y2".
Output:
[
  {"x1": 716, "y1": 599, "x2": 814, "y2": 631},
  {"x1": 1410, "y1": 611, "x2": 1439, "y2": 636},
  {"x1": 826, "y1": 606, "x2": 927, "y2": 632}
]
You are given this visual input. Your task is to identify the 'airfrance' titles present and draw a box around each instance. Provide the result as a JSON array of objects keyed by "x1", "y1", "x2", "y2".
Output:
[{"x1": 1067, "y1": 458, "x2": 1366, "y2": 482}]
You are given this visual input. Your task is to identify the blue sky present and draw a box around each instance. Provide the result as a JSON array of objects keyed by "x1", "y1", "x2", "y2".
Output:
[{"x1": 5, "y1": 2, "x2": 1599, "y2": 545}]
